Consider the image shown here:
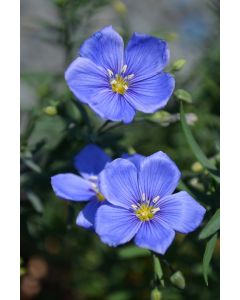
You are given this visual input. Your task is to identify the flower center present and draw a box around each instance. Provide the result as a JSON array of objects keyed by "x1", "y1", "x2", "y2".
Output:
[
  {"x1": 107, "y1": 65, "x2": 134, "y2": 95},
  {"x1": 111, "y1": 75, "x2": 129, "y2": 95},
  {"x1": 96, "y1": 192, "x2": 105, "y2": 201},
  {"x1": 135, "y1": 204, "x2": 160, "y2": 221},
  {"x1": 132, "y1": 194, "x2": 161, "y2": 222},
  {"x1": 135, "y1": 204, "x2": 154, "y2": 221}
]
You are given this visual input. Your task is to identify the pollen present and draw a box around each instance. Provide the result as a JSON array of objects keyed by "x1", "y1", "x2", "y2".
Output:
[
  {"x1": 111, "y1": 75, "x2": 129, "y2": 95},
  {"x1": 135, "y1": 204, "x2": 160, "y2": 221}
]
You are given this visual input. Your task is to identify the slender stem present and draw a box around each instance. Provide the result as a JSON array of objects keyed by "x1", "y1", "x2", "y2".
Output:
[
  {"x1": 98, "y1": 117, "x2": 158, "y2": 136},
  {"x1": 98, "y1": 122, "x2": 123, "y2": 136},
  {"x1": 161, "y1": 258, "x2": 175, "y2": 274},
  {"x1": 96, "y1": 120, "x2": 111, "y2": 135}
]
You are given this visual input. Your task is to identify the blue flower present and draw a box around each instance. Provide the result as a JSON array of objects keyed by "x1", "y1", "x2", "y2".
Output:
[
  {"x1": 65, "y1": 26, "x2": 175, "y2": 124},
  {"x1": 51, "y1": 144, "x2": 111, "y2": 229},
  {"x1": 51, "y1": 144, "x2": 143, "y2": 230},
  {"x1": 95, "y1": 151, "x2": 206, "y2": 254}
]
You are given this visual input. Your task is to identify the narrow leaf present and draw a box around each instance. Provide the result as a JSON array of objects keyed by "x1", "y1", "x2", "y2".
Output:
[
  {"x1": 199, "y1": 209, "x2": 220, "y2": 240},
  {"x1": 180, "y1": 103, "x2": 219, "y2": 183},
  {"x1": 153, "y1": 253, "x2": 165, "y2": 287},
  {"x1": 23, "y1": 159, "x2": 42, "y2": 173},
  {"x1": 203, "y1": 233, "x2": 218, "y2": 285},
  {"x1": 26, "y1": 191, "x2": 43, "y2": 213}
]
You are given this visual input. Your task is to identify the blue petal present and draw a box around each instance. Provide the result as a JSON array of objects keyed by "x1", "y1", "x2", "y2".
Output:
[
  {"x1": 89, "y1": 91, "x2": 135, "y2": 123},
  {"x1": 125, "y1": 33, "x2": 170, "y2": 81},
  {"x1": 51, "y1": 173, "x2": 95, "y2": 201},
  {"x1": 134, "y1": 219, "x2": 175, "y2": 254},
  {"x1": 99, "y1": 158, "x2": 140, "y2": 209},
  {"x1": 65, "y1": 57, "x2": 108, "y2": 104},
  {"x1": 139, "y1": 151, "x2": 181, "y2": 200},
  {"x1": 124, "y1": 72, "x2": 175, "y2": 113},
  {"x1": 95, "y1": 203, "x2": 141, "y2": 246},
  {"x1": 158, "y1": 191, "x2": 206, "y2": 234},
  {"x1": 76, "y1": 198, "x2": 101, "y2": 229},
  {"x1": 122, "y1": 153, "x2": 145, "y2": 170},
  {"x1": 74, "y1": 144, "x2": 111, "y2": 179},
  {"x1": 80, "y1": 25, "x2": 124, "y2": 74}
]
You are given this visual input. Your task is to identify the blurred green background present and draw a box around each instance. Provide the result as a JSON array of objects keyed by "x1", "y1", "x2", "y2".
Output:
[{"x1": 20, "y1": 0, "x2": 219, "y2": 299}]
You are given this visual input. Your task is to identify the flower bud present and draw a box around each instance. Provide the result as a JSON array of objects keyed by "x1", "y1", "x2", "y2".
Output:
[
  {"x1": 151, "y1": 288, "x2": 162, "y2": 300},
  {"x1": 113, "y1": 0, "x2": 127, "y2": 14},
  {"x1": 171, "y1": 59, "x2": 186, "y2": 71},
  {"x1": 192, "y1": 161, "x2": 203, "y2": 173},
  {"x1": 43, "y1": 106, "x2": 57, "y2": 116},
  {"x1": 174, "y1": 89, "x2": 192, "y2": 104},
  {"x1": 170, "y1": 270, "x2": 186, "y2": 289},
  {"x1": 54, "y1": 0, "x2": 68, "y2": 7}
]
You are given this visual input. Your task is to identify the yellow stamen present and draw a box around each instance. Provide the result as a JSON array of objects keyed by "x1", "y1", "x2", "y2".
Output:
[
  {"x1": 96, "y1": 192, "x2": 105, "y2": 201},
  {"x1": 111, "y1": 75, "x2": 128, "y2": 95},
  {"x1": 135, "y1": 204, "x2": 159, "y2": 221}
]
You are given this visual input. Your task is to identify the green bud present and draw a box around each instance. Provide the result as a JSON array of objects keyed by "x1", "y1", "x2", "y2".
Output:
[
  {"x1": 170, "y1": 270, "x2": 186, "y2": 289},
  {"x1": 171, "y1": 59, "x2": 186, "y2": 71},
  {"x1": 20, "y1": 267, "x2": 27, "y2": 276},
  {"x1": 189, "y1": 178, "x2": 204, "y2": 192},
  {"x1": 113, "y1": 0, "x2": 127, "y2": 14},
  {"x1": 174, "y1": 89, "x2": 192, "y2": 104},
  {"x1": 151, "y1": 111, "x2": 171, "y2": 125},
  {"x1": 151, "y1": 288, "x2": 162, "y2": 300},
  {"x1": 191, "y1": 161, "x2": 203, "y2": 173},
  {"x1": 43, "y1": 106, "x2": 58, "y2": 116},
  {"x1": 151, "y1": 111, "x2": 171, "y2": 120},
  {"x1": 127, "y1": 146, "x2": 136, "y2": 154},
  {"x1": 54, "y1": 0, "x2": 68, "y2": 7}
]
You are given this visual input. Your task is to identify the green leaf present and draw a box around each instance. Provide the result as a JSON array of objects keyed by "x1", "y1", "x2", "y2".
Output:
[
  {"x1": 118, "y1": 245, "x2": 150, "y2": 259},
  {"x1": 199, "y1": 209, "x2": 220, "y2": 240},
  {"x1": 26, "y1": 191, "x2": 43, "y2": 213},
  {"x1": 175, "y1": 89, "x2": 192, "y2": 103},
  {"x1": 180, "y1": 102, "x2": 219, "y2": 183},
  {"x1": 153, "y1": 253, "x2": 165, "y2": 287},
  {"x1": 22, "y1": 159, "x2": 42, "y2": 173},
  {"x1": 203, "y1": 233, "x2": 218, "y2": 285}
]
